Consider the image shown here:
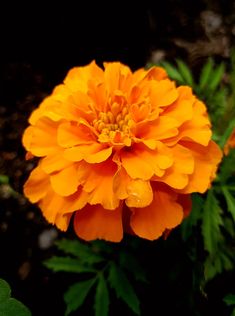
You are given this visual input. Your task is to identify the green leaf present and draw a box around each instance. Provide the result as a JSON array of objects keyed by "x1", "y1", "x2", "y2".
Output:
[
  {"x1": 218, "y1": 119, "x2": 235, "y2": 149},
  {"x1": 64, "y1": 278, "x2": 96, "y2": 316},
  {"x1": 208, "y1": 63, "x2": 225, "y2": 91},
  {"x1": 0, "y1": 278, "x2": 11, "y2": 301},
  {"x1": 108, "y1": 262, "x2": 140, "y2": 315},
  {"x1": 119, "y1": 251, "x2": 148, "y2": 283},
  {"x1": 201, "y1": 190, "x2": 223, "y2": 254},
  {"x1": 0, "y1": 279, "x2": 31, "y2": 316},
  {"x1": 55, "y1": 239, "x2": 105, "y2": 265},
  {"x1": 0, "y1": 174, "x2": 9, "y2": 184},
  {"x1": 224, "y1": 294, "x2": 235, "y2": 306},
  {"x1": 160, "y1": 61, "x2": 184, "y2": 83},
  {"x1": 204, "y1": 255, "x2": 222, "y2": 281},
  {"x1": 0, "y1": 299, "x2": 32, "y2": 316},
  {"x1": 199, "y1": 58, "x2": 214, "y2": 90},
  {"x1": 94, "y1": 275, "x2": 109, "y2": 316},
  {"x1": 232, "y1": 308, "x2": 235, "y2": 316},
  {"x1": 219, "y1": 148, "x2": 235, "y2": 183},
  {"x1": 222, "y1": 187, "x2": 235, "y2": 222},
  {"x1": 176, "y1": 59, "x2": 194, "y2": 86},
  {"x1": 181, "y1": 194, "x2": 203, "y2": 241},
  {"x1": 44, "y1": 256, "x2": 97, "y2": 273}
]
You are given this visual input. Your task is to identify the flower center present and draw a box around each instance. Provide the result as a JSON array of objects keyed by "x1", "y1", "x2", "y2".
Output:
[{"x1": 92, "y1": 103, "x2": 134, "y2": 145}]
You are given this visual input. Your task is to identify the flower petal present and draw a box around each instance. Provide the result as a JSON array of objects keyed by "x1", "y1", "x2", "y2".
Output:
[
  {"x1": 121, "y1": 144, "x2": 173, "y2": 180},
  {"x1": 179, "y1": 140, "x2": 222, "y2": 193},
  {"x1": 85, "y1": 161, "x2": 119, "y2": 210},
  {"x1": 23, "y1": 117, "x2": 59, "y2": 157},
  {"x1": 50, "y1": 164, "x2": 80, "y2": 196},
  {"x1": 73, "y1": 204, "x2": 123, "y2": 242},
  {"x1": 125, "y1": 179, "x2": 153, "y2": 208},
  {"x1": 150, "y1": 79, "x2": 179, "y2": 108},
  {"x1": 64, "y1": 143, "x2": 112, "y2": 163},
  {"x1": 40, "y1": 150, "x2": 72, "y2": 174},
  {"x1": 24, "y1": 165, "x2": 50, "y2": 203},
  {"x1": 154, "y1": 144, "x2": 194, "y2": 189},
  {"x1": 57, "y1": 122, "x2": 95, "y2": 148},
  {"x1": 55, "y1": 213, "x2": 73, "y2": 231},
  {"x1": 39, "y1": 187, "x2": 89, "y2": 224},
  {"x1": 130, "y1": 185, "x2": 184, "y2": 240}
]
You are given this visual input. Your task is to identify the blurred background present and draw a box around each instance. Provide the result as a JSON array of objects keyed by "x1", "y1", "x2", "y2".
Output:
[{"x1": 0, "y1": 1, "x2": 235, "y2": 315}]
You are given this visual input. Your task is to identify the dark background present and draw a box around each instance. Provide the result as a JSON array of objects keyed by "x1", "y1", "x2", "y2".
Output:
[{"x1": 0, "y1": 1, "x2": 235, "y2": 315}]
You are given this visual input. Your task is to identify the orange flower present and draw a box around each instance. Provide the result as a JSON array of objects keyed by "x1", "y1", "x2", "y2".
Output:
[
  {"x1": 22, "y1": 61, "x2": 222, "y2": 242},
  {"x1": 224, "y1": 128, "x2": 235, "y2": 155}
]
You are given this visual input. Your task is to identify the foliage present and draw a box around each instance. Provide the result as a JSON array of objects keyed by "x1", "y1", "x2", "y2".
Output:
[
  {"x1": 0, "y1": 279, "x2": 31, "y2": 316},
  {"x1": 44, "y1": 239, "x2": 146, "y2": 315}
]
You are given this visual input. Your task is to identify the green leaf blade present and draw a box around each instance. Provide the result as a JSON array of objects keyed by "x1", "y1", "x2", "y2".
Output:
[
  {"x1": 176, "y1": 59, "x2": 194, "y2": 86},
  {"x1": 201, "y1": 190, "x2": 223, "y2": 254},
  {"x1": 222, "y1": 187, "x2": 235, "y2": 222},
  {"x1": 160, "y1": 61, "x2": 184, "y2": 83},
  {"x1": 44, "y1": 256, "x2": 97, "y2": 273},
  {"x1": 0, "y1": 278, "x2": 11, "y2": 301},
  {"x1": 0, "y1": 279, "x2": 31, "y2": 316},
  {"x1": 108, "y1": 263, "x2": 140, "y2": 315},
  {"x1": 199, "y1": 58, "x2": 214, "y2": 90},
  {"x1": 208, "y1": 63, "x2": 225, "y2": 91},
  {"x1": 64, "y1": 278, "x2": 96, "y2": 316},
  {"x1": 224, "y1": 294, "x2": 235, "y2": 306},
  {"x1": 94, "y1": 275, "x2": 109, "y2": 316},
  {"x1": 119, "y1": 252, "x2": 147, "y2": 283},
  {"x1": 55, "y1": 239, "x2": 104, "y2": 265}
]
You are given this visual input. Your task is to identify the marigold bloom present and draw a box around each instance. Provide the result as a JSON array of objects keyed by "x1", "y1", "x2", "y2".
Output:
[
  {"x1": 224, "y1": 128, "x2": 235, "y2": 155},
  {"x1": 23, "y1": 61, "x2": 222, "y2": 242}
]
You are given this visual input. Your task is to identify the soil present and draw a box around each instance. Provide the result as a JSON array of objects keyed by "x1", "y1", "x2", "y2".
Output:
[{"x1": 0, "y1": 1, "x2": 235, "y2": 315}]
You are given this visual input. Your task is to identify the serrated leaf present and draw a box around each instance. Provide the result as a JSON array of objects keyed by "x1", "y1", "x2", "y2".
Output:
[
  {"x1": 160, "y1": 61, "x2": 184, "y2": 83},
  {"x1": 222, "y1": 187, "x2": 235, "y2": 221},
  {"x1": 224, "y1": 294, "x2": 235, "y2": 306},
  {"x1": 94, "y1": 275, "x2": 109, "y2": 316},
  {"x1": 64, "y1": 278, "x2": 96, "y2": 316},
  {"x1": 218, "y1": 119, "x2": 235, "y2": 149},
  {"x1": 201, "y1": 190, "x2": 223, "y2": 254},
  {"x1": 181, "y1": 194, "x2": 203, "y2": 241},
  {"x1": 219, "y1": 148, "x2": 235, "y2": 183},
  {"x1": 108, "y1": 262, "x2": 140, "y2": 315},
  {"x1": 204, "y1": 255, "x2": 222, "y2": 281},
  {"x1": 208, "y1": 63, "x2": 225, "y2": 91},
  {"x1": 44, "y1": 256, "x2": 97, "y2": 273},
  {"x1": 55, "y1": 239, "x2": 104, "y2": 265},
  {"x1": 199, "y1": 58, "x2": 214, "y2": 90},
  {"x1": 119, "y1": 251, "x2": 147, "y2": 283},
  {"x1": 176, "y1": 59, "x2": 194, "y2": 86},
  {"x1": 0, "y1": 279, "x2": 31, "y2": 316}
]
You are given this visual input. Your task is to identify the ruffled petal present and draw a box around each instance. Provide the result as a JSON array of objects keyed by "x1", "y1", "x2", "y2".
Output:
[
  {"x1": 50, "y1": 164, "x2": 80, "y2": 196},
  {"x1": 125, "y1": 179, "x2": 153, "y2": 208},
  {"x1": 179, "y1": 140, "x2": 222, "y2": 193},
  {"x1": 40, "y1": 150, "x2": 72, "y2": 174},
  {"x1": 154, "y1": 144, "x2": 194, "y2": 189},
  {"x1": 121, "y1": 144, "x2": 173, "y2": 180},
  {"x1": 24, "y1": 165, "x2": 50, "y2": 203},
  {"x1": 150, "y1": 79, "x2": 179, "y2": 108},
  {"x1": 64, "y1": 143, "x2": 112, "y2": 163},
  {"x1": 39, "y1": 187, "x2": 89, "y2": 224},
  {"x1": 57, "y1": 122, "x2": 95, "y2": 148},
  {"x1": 73, "y1": 204, "x2": 123, "y2": 242},
  {"x1": 23, "y1": 117, "x2": 59, "y2": 157},
  {"x1": 130, "y1": 185, "x2": 184, "y2": 240}
]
